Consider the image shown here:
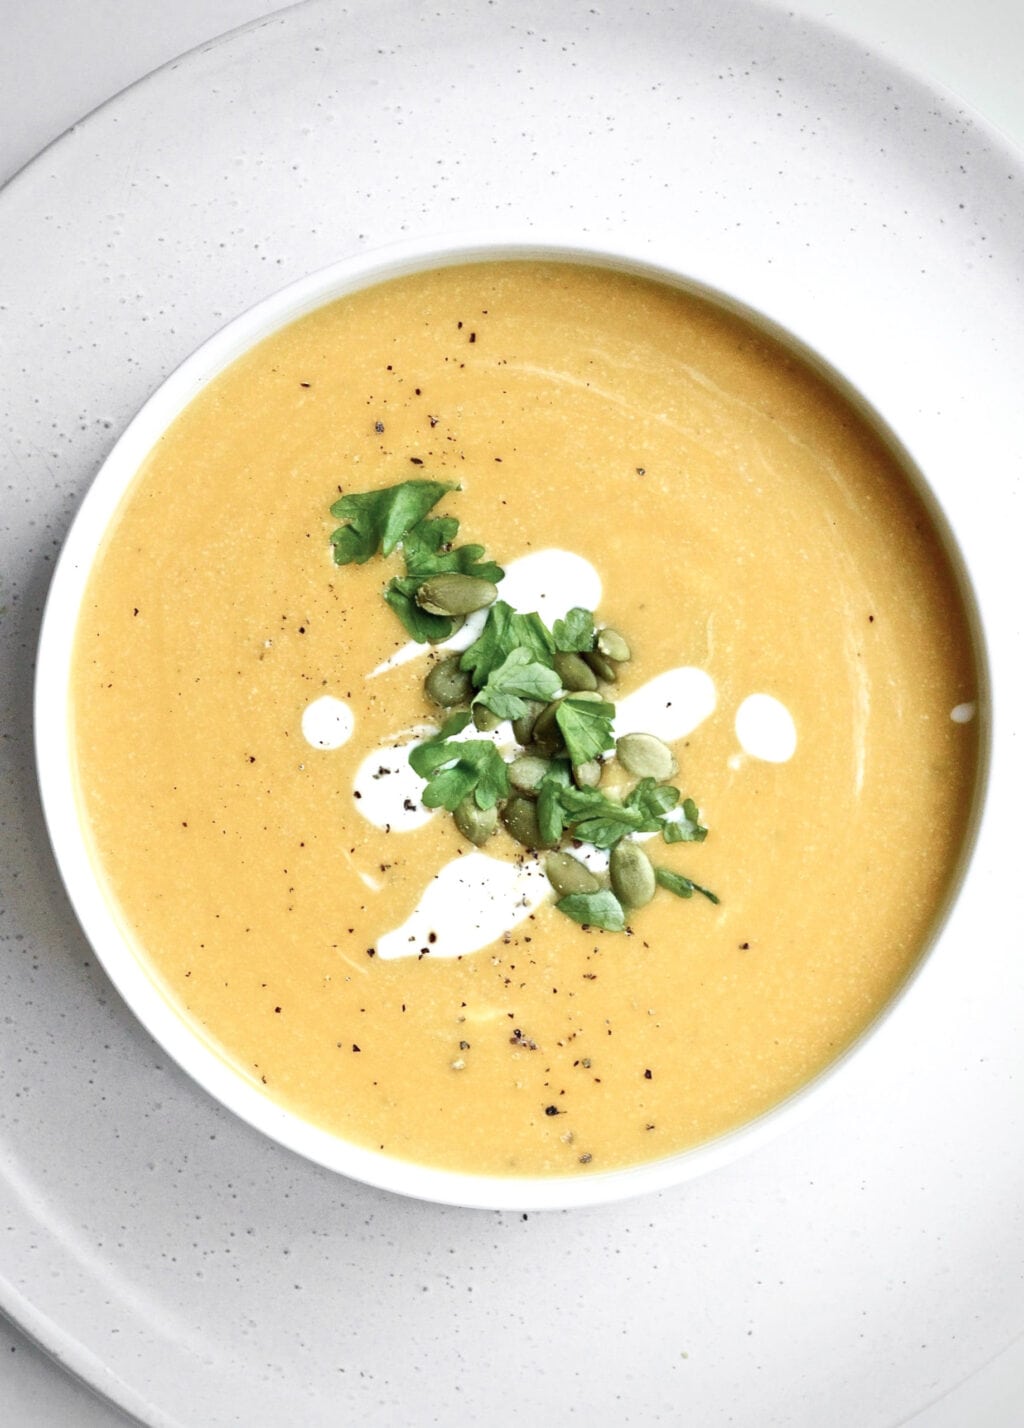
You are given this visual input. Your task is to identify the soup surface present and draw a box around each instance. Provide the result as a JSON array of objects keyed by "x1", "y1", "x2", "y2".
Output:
[{"x1": 71, "y1": 261, "x2": 979, "y2": 1176}]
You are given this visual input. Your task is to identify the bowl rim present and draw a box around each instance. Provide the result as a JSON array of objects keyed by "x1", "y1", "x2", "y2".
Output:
[{"x1": 33, "y1": 232, "x2": 991, "y2": 1211}]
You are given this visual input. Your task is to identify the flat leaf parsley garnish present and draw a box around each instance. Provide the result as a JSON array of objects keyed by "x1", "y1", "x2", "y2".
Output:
[
  {"x1": 459, "y1": 600, "x2": 556, "y2": 684},
  {"x1": 407, "y1": 713, "x2": 510, "y2": 811},
  {"x1": 330, "y1": 479, "x2": 457, "y2": 563},
  {"x1": 331, "y1": 479, "x2": 506, "y2": 643},
  {"x1": 552, "y1": 606, "x2": 596, "y2": 654},
  {"x1": 555, "y1": 889, "x2": 627, "y2": 933},
  {"x1": 554, "y1": 696, "x2": 616, "y2": 766},
  {"x1": 328, "y1": 477, "x2": 717, "y2": 930},
  {"x1": 473, "y1": 648, "x2": 562, "y2": 721},
  {"x1": 551, "y1": 777, "x2": 680, "y2": 849},
  {"x1": 659, "y1": 796, "x2": 709, "y2": 845},
  {"x1": 654, "y1": 866, "x2": 720, "y2": 904}
]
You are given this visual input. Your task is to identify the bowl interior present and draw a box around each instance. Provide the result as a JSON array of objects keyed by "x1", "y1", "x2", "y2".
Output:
[{"x1": 35, "y1": 236, "x2": 989, "y2": 1210}]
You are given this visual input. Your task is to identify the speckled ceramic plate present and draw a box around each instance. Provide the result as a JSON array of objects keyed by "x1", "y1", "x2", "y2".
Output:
[{"x1": 2, "y1": 2, "x2": 1023, "y2": 1424}]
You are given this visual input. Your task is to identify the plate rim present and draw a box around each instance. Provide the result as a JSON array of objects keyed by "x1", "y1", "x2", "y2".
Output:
[{"x1": 4, "y1": 0, "x2": 1022, "y2": 1421}]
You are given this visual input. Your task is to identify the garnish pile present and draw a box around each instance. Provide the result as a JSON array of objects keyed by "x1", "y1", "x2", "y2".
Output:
[{"x1": 330, "y1": 479, "x2": 717, "y2": 932}]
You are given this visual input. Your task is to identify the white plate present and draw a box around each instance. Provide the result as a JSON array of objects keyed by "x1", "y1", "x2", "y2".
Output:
[{"x1": 2, "y1": 1, "x2": 1022, "y2": 1423}]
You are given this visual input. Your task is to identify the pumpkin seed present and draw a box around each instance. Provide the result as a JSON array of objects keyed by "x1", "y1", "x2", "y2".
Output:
[
  {"x1": 472, "y1": 702, "x2": 503, "y2": 732},
  {"x1": 424, "y1": 655, "x2": 473, "y2": 708},
  {"x1": 616, "y1": 732, "x2": 677, "y2": 780},
  {"x1": 573, "y1": 759, "x2": 602, "y2": 789},
  {"x1": 415, "y1": 573, "x2": 499, "y2": 617},
  {"x1": 530, "y1": 698, "x2": 565, "y2": 755},
  {"x1": 453, "y1": 798, "x2": 497, "y2": 846},
  {"x1": 545, "y1": 850, "x2": 600, "y2": 897},
  {"x1": 609, "y1": 840, "x2": 657, "y2": 908},
  {"x1": 508, "y1": 754, "x2": 552, "y2": 793},
  {"x1": 501, "y1": 795, "x2": 555, "y2": 850},
  {"x1": 511, "y1": 699, "x2": 544, "y2": 746},
  {"x1": 583, "y1": 649, "x2": 619, "y2": 683},
  {"x1": 553, "y1": 650, "x2": 598, "y2": 692},
  {"x1": 596, "y1": 627, "x2": 631, "y2": 663}
]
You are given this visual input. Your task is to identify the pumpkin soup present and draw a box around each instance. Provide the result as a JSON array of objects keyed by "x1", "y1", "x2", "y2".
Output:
[{"x1": 70, "y1": 260, "x2": 979, "y2": 1176}]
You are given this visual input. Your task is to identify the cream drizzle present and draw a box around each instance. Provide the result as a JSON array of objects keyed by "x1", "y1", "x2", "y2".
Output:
[
  {"x1": 302, "y1": 549, "x2": 810, "y2": 961},
  {"x1": 351, "y1": 728, "x2": 436, "y2": 831},
  {"x1": 375, "y1": 852, "x2": 550, "y2": 960},
  {"x1": 614, "y1": 668, "x2": 716, "y2": 743}
]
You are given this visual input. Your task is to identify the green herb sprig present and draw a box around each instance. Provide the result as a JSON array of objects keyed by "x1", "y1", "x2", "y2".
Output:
[
  {"x1": 331, "y1": 479, "x2": 506, "y2": 643},
  {"x1": 329, "y1": 478, "x2": 717, "y2": 931},
  {"x1": 407, "y1": 712, "x2": 510, "y2": 811}
]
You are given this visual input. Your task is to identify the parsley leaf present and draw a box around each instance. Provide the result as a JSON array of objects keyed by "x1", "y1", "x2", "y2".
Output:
[
  {"x1": 654, "y1": 866, "x2": 719, "y2": 904},
  {"x1": 398, "y1": 515, "x2": 459, "y2": 568},
  {"x1": 383, "y1": 510, "x2": 504, "y2": 641},
  {"x1": 384, "y1": 576, "x2": 457, "y2": 644},
  {"x1": 401, "y1": 515, "x2": 505, "y2": 584},
  {"x1": 473, "y1": 648, "x2": 561, "y2": 721},
  {"x1": 555, "y1": 889, "x2": 627, "y2": 932},
  {"x1": 625, "y1": 777, "x2": 680, "y2": 821},
  {"x1": 555, "y1": 696, "x2": 616, "y2": 766},
  {"x1": 459, "y1": 600, "x2": 556, "y2": 687},
  {"x1": 408, "y1": 715, "x2": 509, "y2": 811},
  {"x1": 536, "y1": 759, "x2": 573, "y2": 846},
  {"x1": 660, "y1": 796, "x2": 709, "y2": 844},
  {"x1": 554, "y1": 785, "x2": 647, "y2": 848},
  {"x1": 552, "y1": 607, "x2": 596, "y2": 653},
  {"x1": 330, "y1": 480, "x2": 457, "y2": 564},
  {"x1": 407, "y1": 713, "x2": 472, "y2": 774},
  {"x1": 549, "y1": 777, "x2": 680, "y2": 848}
]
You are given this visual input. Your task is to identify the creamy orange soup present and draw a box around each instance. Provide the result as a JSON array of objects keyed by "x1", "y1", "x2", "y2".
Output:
[{"x1": 71, "y1": 261, "x2": 979, "y2": 1176}]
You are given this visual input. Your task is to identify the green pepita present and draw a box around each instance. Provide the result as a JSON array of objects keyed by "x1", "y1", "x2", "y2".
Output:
[
  {"x1": 573, "y1": 759, "x2": 602, "y2": 789},
  {"x1": 596, "y1": 627, "x2": 631, "y2": 663},
  {"x1": 544, "y1": 850, "x2": 601, "y2": 897},
  {"x1": 530, "y1": 698, "x2": 565, "y2": 755},
  {"x1": 508, "y1": 754, "x2": 552, "y2": 793},
  {"x1": 583, "y1": 649, "x2": 619, "y2": 683},
  {"x1": 453, "y1": 798, "x2": 498, "y2": 846},
  {"x1": 501, "y1": 795, "x2": 555, "y2": 850},
  {"x1": 609, "y1": 840, "x2": 657, "y2": 908},
  {"x1": 415, "y1": 573, "x2": 499, "y2": 617},
  {"x1": 424, "y1": 655, "x2": 473, "y2": 708},
  {"x1": 553, "y1": 650, "x2": 598, "y2": 692},
  {"x1": 472, "y1": 702, "x2": 503, "y2": 732},
  {"x1": 511, "y1": 700, "x2": 544, "y2": 746},
  {"x1": 615, "y1": 732, "x2": 678, "y2": 781}
]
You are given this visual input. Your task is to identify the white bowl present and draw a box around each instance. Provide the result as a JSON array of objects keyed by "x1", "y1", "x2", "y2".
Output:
[{"x1": 34, "y1": 236, "x2": 988, "y2": 1211}]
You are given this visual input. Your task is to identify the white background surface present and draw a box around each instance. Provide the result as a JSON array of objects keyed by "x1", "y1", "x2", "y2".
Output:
[{"x1": 1, "y1": 0, "x2": 1022, "y2": 1423}]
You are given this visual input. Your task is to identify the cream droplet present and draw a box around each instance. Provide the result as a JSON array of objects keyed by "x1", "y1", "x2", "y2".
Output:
[
  {"x1": 735, "y1": 693, "x2": 797, "y2": 763},
  {"x1": 301, "y1": 695, "x2": 354, "y2": 750}
]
